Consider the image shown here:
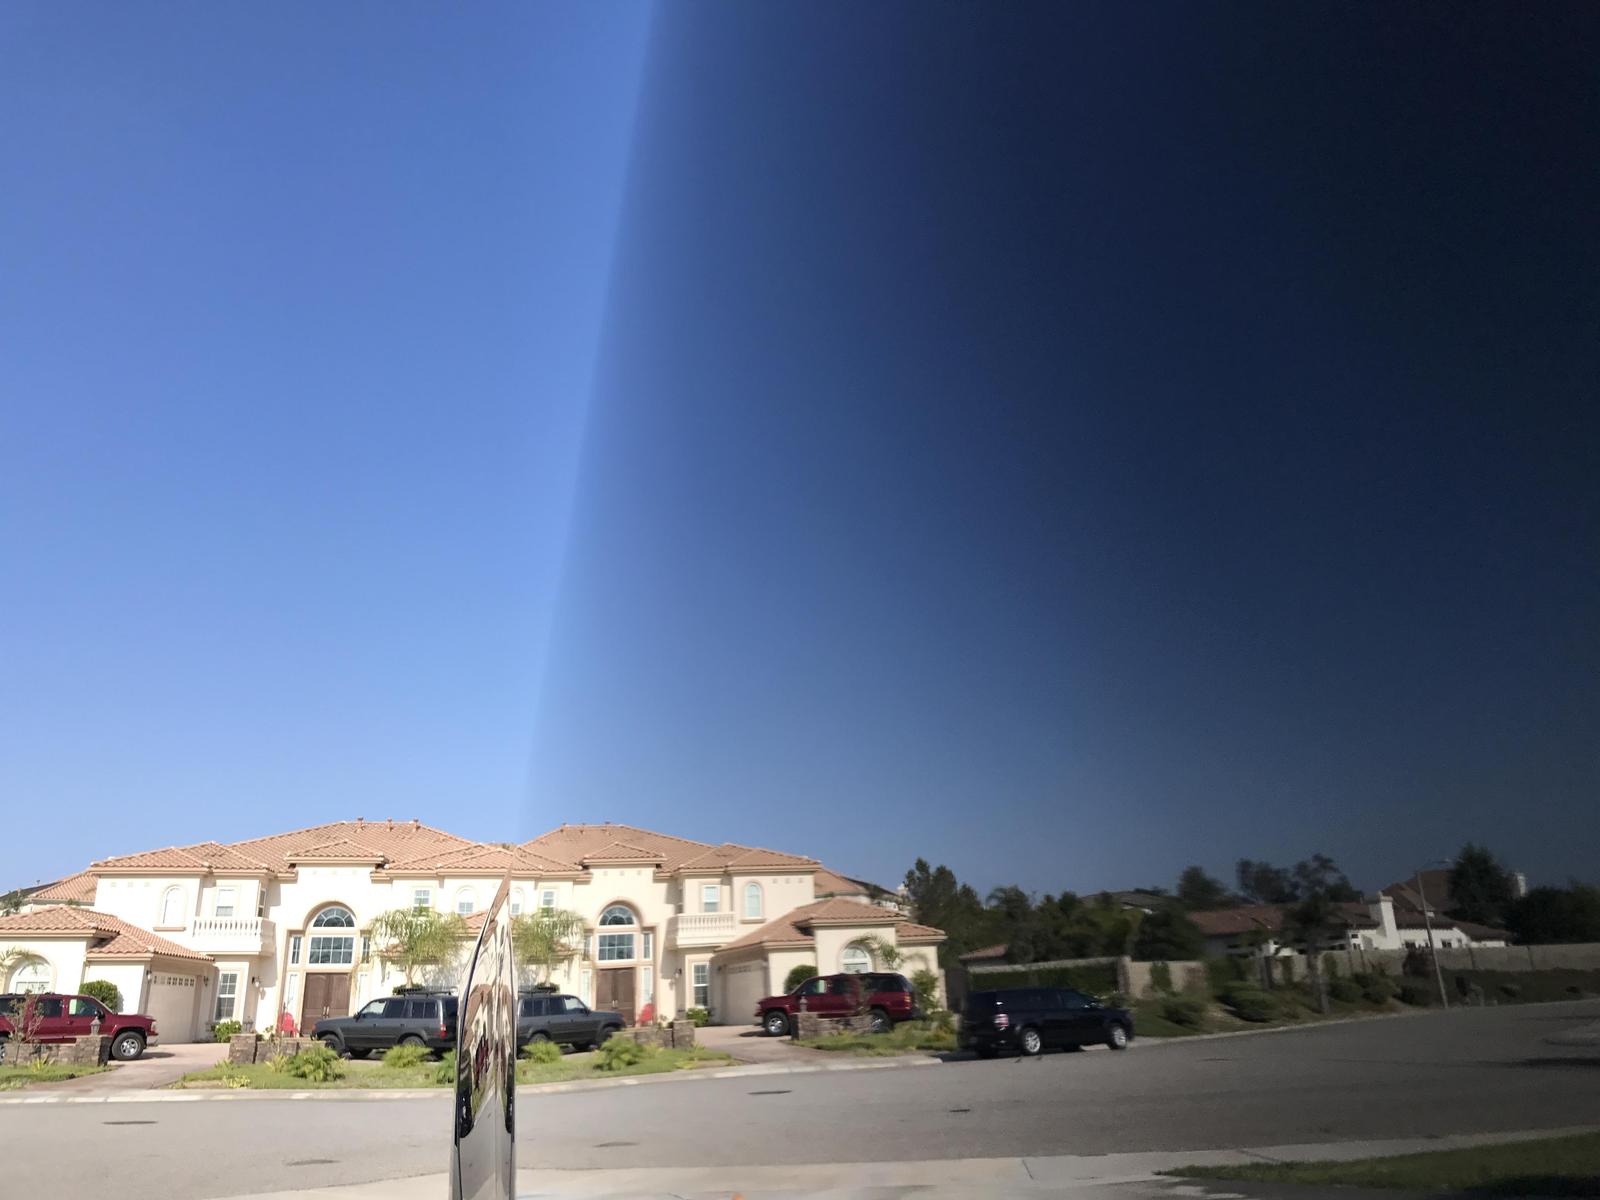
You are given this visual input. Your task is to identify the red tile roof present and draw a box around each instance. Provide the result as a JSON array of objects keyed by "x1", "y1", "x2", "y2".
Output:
[
  {"x1": 958, "y1": 942, "x2": 1009, "y2": 963},
  {"x1": 0, "y1": 906, "x2": 212, "y2": 963},
  {"x1": 386, "y1": 844, "x2": 575, "y2": 875},
  {"x1": 1189, "y1": 902, "x2": 1377, "y2": 938},
  {"x1": 523, "y1": 823, "x2": 817, "y2": 875},
  {"x1": 718, "y1": 899, "x2": 937, "y2": 953},
  {"x1": 28, "y1": 871, "x2": 98, "y2": 905}
]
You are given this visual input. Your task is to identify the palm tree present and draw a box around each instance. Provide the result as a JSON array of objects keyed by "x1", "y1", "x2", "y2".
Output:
[
  {"x1": 511, "y1": 909, "x2": 589, "y2": 987},
  {"x1": 368, "y1": 908, "x2": 468, "y2": 986}
]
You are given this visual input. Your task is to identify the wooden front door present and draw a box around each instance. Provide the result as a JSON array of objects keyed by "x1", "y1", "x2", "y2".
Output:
[
  {"x1": 301, "y1": 973, "x2": 350, "y2": 1034},
  {"x1": 595, "y1": 968, "x2": 636, "y2": 1024}
]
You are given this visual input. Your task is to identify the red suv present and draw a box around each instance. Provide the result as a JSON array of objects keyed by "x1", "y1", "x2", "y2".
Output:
[
  {"x1": 755, "y1": 972, "x2": 920, "y2": 1037},
  {"x1": 0, "y1": 993, "x2": 158, "y2": 1061}
]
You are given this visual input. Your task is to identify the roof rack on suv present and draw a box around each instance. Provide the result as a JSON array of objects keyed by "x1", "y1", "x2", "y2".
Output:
[
  {"x1": 517, "y1": 982, "x2": 559, "y2": 993},
  {"x1": 391, "y1": 985, "x2": 456, "y2": 996}
]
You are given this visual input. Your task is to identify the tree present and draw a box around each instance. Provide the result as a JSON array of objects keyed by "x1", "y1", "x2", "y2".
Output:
[
  {"x1": 1236, "y1": 859, "x2": 1297, "y2": 905},
  {"x1": 1447, "y1": 844, "x2": 1517, "y2": 927},
  {"x1": 1175, "y1": 866, "x2": 1232, "y2": 911},
  {"x1": 1509, "y1": 885, "x2": 1600, "y2": 945},
  {"x1": 902, "y1": 860, "x2": 989, "y2": 965},
  {"x1": 80, "y1": 979, "x2": 123, "y2": 1012},
  {"x1": 1131, "y1": 907, "x2": 1204, "y2": 961},
  {"x1": 1292, "y1": 854, "x2": 1360, "y2": 904},
  {"x1": 510, "y1": 909, "x2": 588, "y2": 986},
  {"x1": 1283, "y1": 891, "x2": 1341, "y2": 1014},
  {"x1": 783, "y1": 963, "x2": 818, "y2": 993},
  {"x1": 369, "y1": 908, "x2": 468, "y2": 985},
  {"x1": 856, "y1": 935, "x2": 904, "y2": 972}
]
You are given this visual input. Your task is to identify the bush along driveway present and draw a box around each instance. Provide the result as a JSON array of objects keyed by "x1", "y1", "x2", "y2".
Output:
[{"x1": 171, "y1": 1040, "x2": 732, "y2": 1091}]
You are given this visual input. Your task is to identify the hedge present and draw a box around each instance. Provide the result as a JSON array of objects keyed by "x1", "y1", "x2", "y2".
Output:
[{"x1": 971, "y1": 962, "x2": 1120, "y2": 996}]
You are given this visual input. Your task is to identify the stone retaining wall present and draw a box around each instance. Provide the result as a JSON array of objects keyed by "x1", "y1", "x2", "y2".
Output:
[
  {"x1": 0, "y1": 1035, "x2": 109, "y2": 1066},
  {"x1": 792, "y1": 1012, "x2": 878, "y2": 1039},
  {"x1": 229, "y1": 1034, "x2": 317, "y2": 1064},
  {"x1": 617, "y1": 1020, "x2": 697, "y2": 1050}
]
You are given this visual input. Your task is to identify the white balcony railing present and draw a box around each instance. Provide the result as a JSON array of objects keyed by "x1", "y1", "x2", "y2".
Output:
[
  {"x1": 185, "y1": 916, "x2": 274, "y2": 954},
  {"x1": 671, "y1": 911, "x2": 737, "y2": 948}
]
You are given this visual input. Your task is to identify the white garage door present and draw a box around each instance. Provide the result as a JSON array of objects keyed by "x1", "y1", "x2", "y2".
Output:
[
  {"x1": 146, "y1": 972, "x2": 202, "y2": 1043},
  {"x1": 717, "y1": 961, "x2": 768, "y2": 1027}
]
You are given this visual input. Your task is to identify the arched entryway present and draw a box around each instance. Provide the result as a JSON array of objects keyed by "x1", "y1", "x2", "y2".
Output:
[{"x1": 296, "y1": 903, "x2": 358, "y2": 1034}]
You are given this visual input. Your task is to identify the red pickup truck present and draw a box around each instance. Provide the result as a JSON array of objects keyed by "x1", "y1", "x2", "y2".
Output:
[
  {"x1": 0, "y1": 992, "x2": 158, "y2": 1061},
  {"x1": 755, "y1": 972, "x2": 920, "y2": 1036}
]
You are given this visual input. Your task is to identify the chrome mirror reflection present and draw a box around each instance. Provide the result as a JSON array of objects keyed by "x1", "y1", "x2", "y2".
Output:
[{"x1": 450, "y1": 875, "x2": 517, "y2": 1200}]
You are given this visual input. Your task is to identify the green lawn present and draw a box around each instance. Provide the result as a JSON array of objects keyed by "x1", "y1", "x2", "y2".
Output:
[
  {"x1": 1167, "y1": 1132, "x2": 1600, "y2": 1195},
  {"x1": 171, "y1": 1045, "x2": 731, "y2": 1090},
  {"x1": 0, "y1": 1062, "x2": 108, "y2": 1090},
  {"x1": 798, "y1": 1021, "x2": 956, "y2": 1056}
]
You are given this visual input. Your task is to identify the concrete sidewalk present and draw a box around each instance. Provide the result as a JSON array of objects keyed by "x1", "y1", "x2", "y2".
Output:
[{"x1": 217, "y1": 1126, "x2": 1600, "y2": 1199}]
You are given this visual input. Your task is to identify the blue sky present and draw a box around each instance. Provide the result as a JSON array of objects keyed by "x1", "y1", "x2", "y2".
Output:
[{"x1": 3, "y1": 3, "x2": 1596, "y2": 900}]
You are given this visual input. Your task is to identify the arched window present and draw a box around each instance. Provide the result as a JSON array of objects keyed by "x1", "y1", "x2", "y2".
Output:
[
  {"x1": 8, "y1": 957, "x2": 51, "y2": 994},
  {"x1": 455, "y1": 888, "x2": 477, "y2": 916},
  {"x1": 159, "y1": 886, "x2": 184, "y2": 927},
  {"x1": 743, "y1": 882, "x2": 764, "y2": 920},
  {"x1": 841, "y1": 943, "x2": 872, "y2": 974},
  {"x1": 510, "y1": 889, "x2": 525, "y2": 917},
  {"x1": 597, "y1": 905, "x2": 637, "y2": 961},
  {"x1": 307, "y1": 905, "x2": 356, "y2": 965},
  {"x1": 311, "y1": 906, "x2": 355, "y2": 928}
]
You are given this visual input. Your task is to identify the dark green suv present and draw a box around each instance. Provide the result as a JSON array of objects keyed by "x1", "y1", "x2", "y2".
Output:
[
  {"x1": 516, "y1": 992, "x2": 624, "y2": 1050},
  {"x1": 314, "y1": 991, "x2": 458, "y2": 1058}
]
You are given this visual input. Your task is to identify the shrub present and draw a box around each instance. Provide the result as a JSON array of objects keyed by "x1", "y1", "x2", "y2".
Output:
[
  {"x1": 1221, "y1": 988, "x2": 1279, "y2": 1023},
  {"x1": 976, "y1": 962, "x2": 1119, "y2": 996},
  {"x1": 1149, "y1": 961, "x2": 1173, "y2": 995},
  {"x1": 783, "y1": 964, "x2": 818, "y2": 994},
  {"x1": 211, "y1": 1019, "x2": 244, "y2": 1042},
  {"x1": 522, "y1": 1039, "x2": 562, "y2": 1064},
  {"x1": 685, "y1": 1007, "x2": 710, "y2": 1027},
  {"x1": 596, "y1": 1037, "x2": 653, "y2": 1072},
  {"x1": 80, "y1": 980, "x2": 122, "y2": 1013},
  {"x1": 270, "y1": 1045, "x2": 343, "y2": 1082},
  {"x1": 1357, "y1": 973, "x2": 1398, "y2": 1004},
  {"x1": 1397, "y1": 983, "x2": 1432, "y2": 1006},
  {"x1": 1328, "y1": 977, "x2": 1362, "y2": 1003},
  {"x1": 382, "y1": 1042, "x2": 430, "y2": 1069},
  {"x1": 1205, "y1": 955, "x2": 1250, "y2": 992},
  {"x1": 433, "y1": 1050, "x2": 458, "y2": 1086},
  {"x1": 1159, "y1": 996, "x2": 1207, "y2": 1028}
]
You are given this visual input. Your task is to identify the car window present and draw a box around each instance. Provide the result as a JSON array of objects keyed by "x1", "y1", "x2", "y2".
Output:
[
  {"x1": 0, "y1": 997, "x2": 14, "y2": 1016},
  {"x1": 381, "y1": 998, "x2": 409, "y2": 1018},
  {"x1": 561, "y1": 996, "x2": 587, "y2": 1013},
  {"x1": 797, "y1": 978, "x2": 826, "y2": 996},
  {"x1": 406, "y1": 999, "x2": 435, "y2": 1019},
  {"x1": 829, "y1": 977, "x2": 863, "y2": 996},
  {"x1": 34, "y1": 997, "x2": 63, "y2": 1017},
  {"x1": 1062, "y1": 990, "x2": 1092, "y2": 1010},
  {"x1": 521, "y1": 997, "x2": 546, "y2": 1017},
  {"x1": 69, "y1": 998, "x2": 104, "y2": 1017}
]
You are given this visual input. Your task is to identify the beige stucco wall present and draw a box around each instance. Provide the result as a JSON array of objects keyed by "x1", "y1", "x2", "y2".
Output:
[{"x1": 0, "y1": 935, "x2": 87, "y2": 994}]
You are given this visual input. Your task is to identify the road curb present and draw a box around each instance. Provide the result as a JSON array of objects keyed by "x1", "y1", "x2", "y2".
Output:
[{"x1": 0, "y1": 1051, "x2": 940, "y2": 1105}]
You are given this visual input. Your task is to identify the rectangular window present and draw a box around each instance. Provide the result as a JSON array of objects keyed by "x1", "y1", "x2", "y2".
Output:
[
  {"x1": 692, "y1": 962, "x2": 709, "y2": 1008},
  {"x1": 215, "y1": 887, "x2": 236, "y2": 918},
  {"x1": 541, "y1": 889, "x2": 556, "y2": 911},
  {"x1": 283, "y1": 973, "x2": 299, "y2": 1013},
  {"x1": 641, "y1": 966, "x2": 654, "y2": 1004},
  {"x1": 642, "y1": 931, "x2": 654, "y2": 960},
  {"x1": 744, "y1": 885, "x2": 762, "y2": 919},
  {"x1": 457, "y1": 894, "x2": 475, "y2": 915},
  {"x1": 215, "y1": 972, "x2": 239, "y2": 1021},
  {"x1": 597, "y1": 933, "x2": 634, "y2": 962},
  {"x1": 257, "y1": 891, "x2": 266, "y2": 918},
  {"x1": 308, "y1": 935, "x2": 355, "y2": 965},
  {"x1": 289, "y1": 935, "x2": 302, "y2": 965},
  {"x1": 510, "y1": 894, "x2": 523, "y2": 916},
  {"x1": 360, "y1": 935, "x2": 371, "y2": 963},
  {"x1": 702, "y1": 884, "x2": 720, "y2": 913},
  {"x1": 413, "y1": 889, "x2": 432, "y2": 912}
]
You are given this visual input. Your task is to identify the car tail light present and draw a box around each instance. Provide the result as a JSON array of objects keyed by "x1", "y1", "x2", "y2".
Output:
[
  {"x1": 993, "y1": 1013, "x2": 1010, "y2": 1029},
  {"x1": 439, "y1": 1024, "x2": 449, "y2": 1039}
]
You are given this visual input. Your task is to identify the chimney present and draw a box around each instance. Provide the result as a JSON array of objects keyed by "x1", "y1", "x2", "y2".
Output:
[
  {"x1": 355, "y1": 817, "x2": 364, "y2": 826},
  {"x1": 387, "y1": 817, "x2": 393, "y2": 828},
  {"x1": 412, "y1": 819, "x2": 420, "y2": 830},
  {"x1": 1368, "y1": 892, "x2": 1398, "y2": 947}
]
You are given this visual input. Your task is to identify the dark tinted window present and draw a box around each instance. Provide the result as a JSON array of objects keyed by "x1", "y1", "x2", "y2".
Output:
[
  {"x1": 1062, "y1": 990, "x2": 1092, "y2": 1010},
  {"x1": 381, "y1": 998, "x2": 409, "y2": 1018},
  {"x1": 867, "y1": 974, "x2": 909, "y2": 993},
  {"x1": 521, "y1": 997, "x2": 547, "y2": 1017},
  {"x1": 0, "y1": 996, "x2": 15, "y2": 1015},
  {"x1": 797, "y1": 978, "x2": 826, "y2": 996},
  {"x1": 34, "y1": 997, "x2": 63, "y2": 1017},
  {"x1": 442, "y1": 997, "x2": 457, "y2": 1019}
]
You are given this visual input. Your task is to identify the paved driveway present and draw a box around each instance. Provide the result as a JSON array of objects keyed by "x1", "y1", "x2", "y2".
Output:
[
  {"x1": 694, "y1": 1022, "x2": 834, "y2": 1064},
  {"x1": 51, "y1": 1040, "x2": 229, "y2": 1092}
]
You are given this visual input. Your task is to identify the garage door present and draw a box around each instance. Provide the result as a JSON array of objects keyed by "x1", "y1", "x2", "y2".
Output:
[
  {"x1": 717, "y1": 961, "x2": 768, "y2": 1027},
  {"x1": 146, "y1": 972, "x2": 202, "y2": 1043}
]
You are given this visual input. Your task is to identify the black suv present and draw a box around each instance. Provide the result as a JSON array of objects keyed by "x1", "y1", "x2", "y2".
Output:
[
  {"x1": 516, "y1": 992, "x2": 624, "y2": 1050},
  {"x1": 958, "y1": 987, "x2": 1133, "y2": 1058},
  {"x1": 314, "y1": 991, "x2": 458, "y2": 1057}
]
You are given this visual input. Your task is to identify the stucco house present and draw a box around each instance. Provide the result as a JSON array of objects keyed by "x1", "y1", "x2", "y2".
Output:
[
  {"x1": 1191, "y1": 893, "x2": 1510, "y2": 961},
  {"x1": 0, "y1": 819, "x2": 942, "y2": 1042}
]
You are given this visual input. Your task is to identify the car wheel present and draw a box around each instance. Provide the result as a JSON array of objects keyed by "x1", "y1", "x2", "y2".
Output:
[
  {"x1": 763, "y1": 1010, "x2": 791, "y2": 1037},
  {"x1": 1018, "y1": 1026, "x2": 1043, "y2": 1057},
  {"x1": 348, "y1": 1048, "x2": 371, "y2": 1059},
  {"x1": 1107, "y1": 1023, "x2": 1129, "y2": 1051},
  {"x1": 320, "y1": 1035, "x2": 345, "y2": 1056},
  {"x1": 598, "y1": 1025, "x2": 621, "y2": 1044},
  {"x1": 868, "y1": 1008, "x2": 892, "y2": 1035},
  {"x1": 111, "y1": 1031, "x2": 146, "y2": 1061}
]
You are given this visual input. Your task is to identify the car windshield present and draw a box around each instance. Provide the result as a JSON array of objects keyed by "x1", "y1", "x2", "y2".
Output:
[{"x1": 3, "y1": 7, "x2": 1593, "y2": 1200}]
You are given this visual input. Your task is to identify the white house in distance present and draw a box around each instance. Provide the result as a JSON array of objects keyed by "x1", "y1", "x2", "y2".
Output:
[
  {"x1": 1190, "y1": 892, "x2": 1510, "y2": 961},
  {"x1": 0, "y1": 820, "x2": 942, "y2": 1042}
]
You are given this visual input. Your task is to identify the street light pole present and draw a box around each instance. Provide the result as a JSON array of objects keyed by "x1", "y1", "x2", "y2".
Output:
[{"x1": 1415, "y1": 863, "x2": 1450, "y2": 1009}]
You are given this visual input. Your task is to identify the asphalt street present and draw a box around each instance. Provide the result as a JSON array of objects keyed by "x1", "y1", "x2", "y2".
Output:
[{"x1": 4, "y1": 999, "x2": 1596, "y2": 1200}]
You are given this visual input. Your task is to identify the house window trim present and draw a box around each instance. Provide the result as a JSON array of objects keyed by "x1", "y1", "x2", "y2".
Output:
[
  {"x1": 701, "y1": 884, "x2": 720, "y2": 914},
  {"x1": 742, "y1": 882, "x2": 764, "y2": 920},
  {"x1": 215, "y1": 971, "x2": 240, "y2": 1022},
  {"x1": 455, "y1": 887, "x2": 477, "y2": 916},
  {"x1": 412, "y1": 888, "x2": 433, "y2": 912},
  {"x1": 214, "y1": 886, "x2": 237, "y2": 919},
  {"x1": 599, "y1": 904, "x2": 638, "y2": 928},
  {"x1": 289, "y1": 934, "x2": 302, "y2": 965},
  {"x1": 540, "y1": 889, "x2": 556, "y2": 911},
  {"x1": 310, "y1": 905, "x2": 356, "y2": 929},
  {"x1": 692, "y1": 962, "x2": 709, "y2": 1008},
  {"x1": 841, "y1": 943, "x2": 873, "y2": 974},
  {"x1": 7, "y1": 957, "x2": 51, "y2": 994},
  {"x1": 158, "y1": 886, "x2": 185, "y2": 929}
]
